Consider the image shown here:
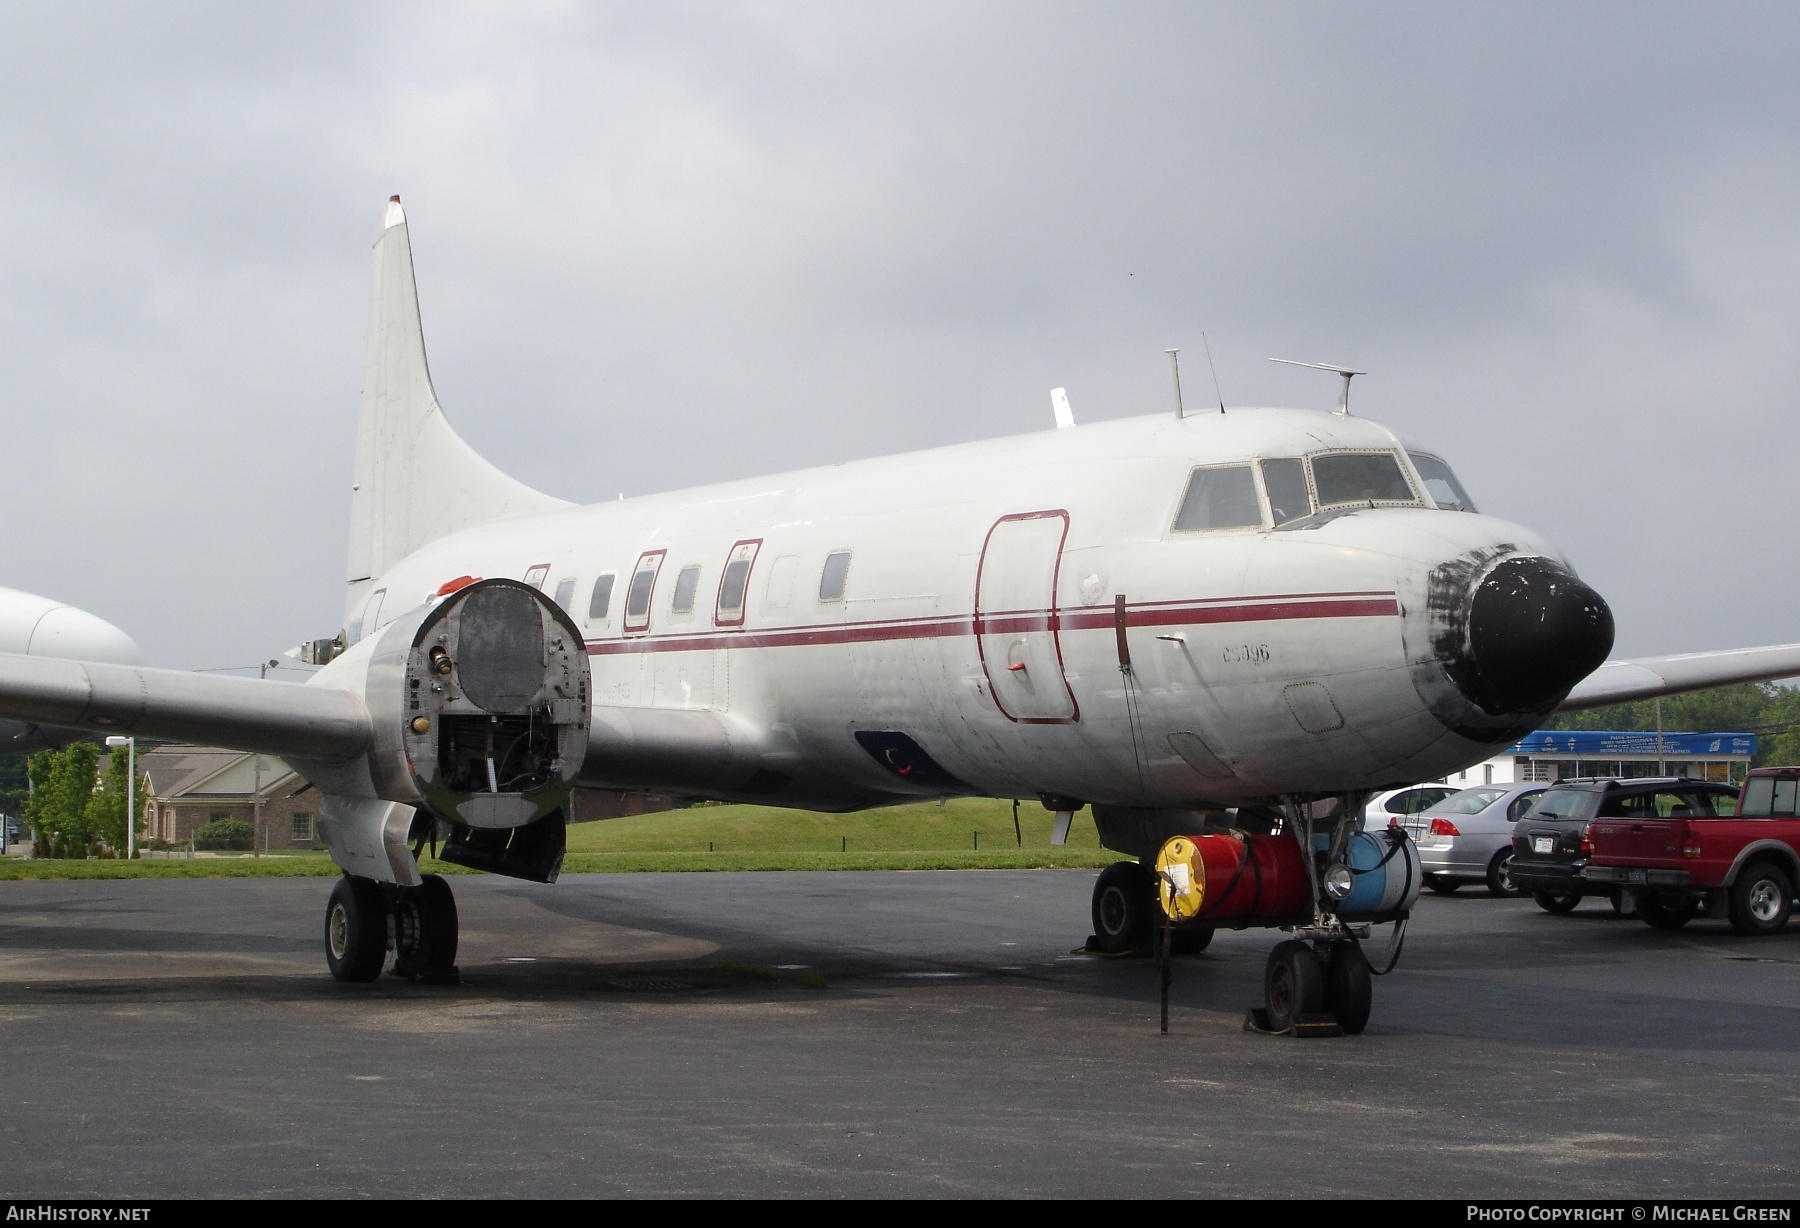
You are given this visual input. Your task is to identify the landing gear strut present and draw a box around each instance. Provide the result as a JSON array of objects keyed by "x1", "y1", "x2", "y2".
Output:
[{"x1": 324, "y1": 873, "x2": 460, "y2": 983}]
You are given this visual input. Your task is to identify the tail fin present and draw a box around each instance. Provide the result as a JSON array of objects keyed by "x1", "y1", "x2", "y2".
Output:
[{"x1": 344, "y1": 196, "x2": 569, "y2": 622}]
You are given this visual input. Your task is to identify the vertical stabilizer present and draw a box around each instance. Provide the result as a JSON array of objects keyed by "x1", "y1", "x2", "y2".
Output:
[{"x1": 345, "y1": 197, "x2": 569, "y2": 622}]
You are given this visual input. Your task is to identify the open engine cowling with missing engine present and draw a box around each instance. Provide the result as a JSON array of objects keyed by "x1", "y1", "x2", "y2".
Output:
[{"x1": 292, "y1": 579, "x2": 591, "y2": 886}]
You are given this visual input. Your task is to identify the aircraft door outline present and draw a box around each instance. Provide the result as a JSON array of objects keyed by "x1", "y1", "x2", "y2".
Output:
[{"x1": 974, "y1": 510, "x2": 1079, "y2": 724}]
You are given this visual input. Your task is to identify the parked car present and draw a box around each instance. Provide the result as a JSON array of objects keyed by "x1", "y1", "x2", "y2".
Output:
[
  {"x1": 1509, "y1": 777, "x2": 1739, "y2": 915},
  {"x1": 1584, "y1": 766, "x2": 1796, "y2": 933},
  {"x1": 1360, "y1": 785, "x2": 1457, "y2": 831},
  {"x1": 1387, "y1": 783, "x2": 1547, "y2": 896}
]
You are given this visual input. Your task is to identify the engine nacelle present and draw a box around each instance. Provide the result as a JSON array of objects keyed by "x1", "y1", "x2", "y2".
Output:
[{"x1": 294, "y1": 579, "x2": 590, "y2": 884}]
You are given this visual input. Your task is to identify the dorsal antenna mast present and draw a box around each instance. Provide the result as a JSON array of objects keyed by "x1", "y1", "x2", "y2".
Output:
[
  {"x1": 1165, "y1": 349, "x2": 1185, "y2": 420},
  {"x1": 1202, "y1": 332, "x2": 1226, "y2": 414},
  {"x1": 1269, "y1": 358, "x2": 1365, "y2": 415}
]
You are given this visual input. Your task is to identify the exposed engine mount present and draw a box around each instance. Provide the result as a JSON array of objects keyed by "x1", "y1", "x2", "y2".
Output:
[{"x1": 293, "y1": 578, "x2": 591, "y2": 884}]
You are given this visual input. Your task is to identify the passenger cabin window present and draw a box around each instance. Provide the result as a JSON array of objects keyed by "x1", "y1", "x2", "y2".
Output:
[
  {"x1": 715, "y1": 540, "x2": 761, "y2": 626},
  {"x1": 623, "y1": 551, "x2": 664, "y2": 632},
  {"x1": 819, "y1": 551, "x2": 851, "y2": 602},
  {"x1": 552, "y1": 578, "x2": 576, "y2": 612},
  {"x1": 523, "y1": 563, "x2": 551, "y2": 590},
  {"x1": 588, "y1": 573, "x2": 616, "y2": 620},
  {"x1": 671, "y1": 565, "x2": 702, "y2": 614},
  {"x1": 1310, "y1": 452, "x2": 1417, "y2": 508},
  {"x1": 1408, "y1": 452, "x2": 1478, "y2": 512},
  {"x1": 1172, "y1": 465, "x2": 1261, "y2": 531},
  {"x1": 1261, "y1": 458, "x2": 1312, "y2": 526}
]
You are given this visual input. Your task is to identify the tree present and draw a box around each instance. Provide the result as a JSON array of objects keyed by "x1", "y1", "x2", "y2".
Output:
[
  {"x1": 84, "y1": 748, "x2": 138, "y2": 854},
  {"x1": 22, "y1": 743, "x2": 101, "y2": 858}
]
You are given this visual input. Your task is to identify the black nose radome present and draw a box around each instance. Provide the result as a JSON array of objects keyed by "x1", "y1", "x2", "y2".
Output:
[{"x1": 1464, "y1": 556, "x2": 1614, "y2": 714}]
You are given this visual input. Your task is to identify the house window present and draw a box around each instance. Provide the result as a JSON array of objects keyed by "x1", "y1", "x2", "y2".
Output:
[
  {"x1": 291, "y1": 813, "x2": 312, "y2": 841},
  {"x1": 819, "y1": 551, "x2": 851, "y2": 602}
]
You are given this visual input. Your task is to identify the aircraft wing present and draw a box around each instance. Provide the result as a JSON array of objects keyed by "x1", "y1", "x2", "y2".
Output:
[
  {"x1": 1557, "y1": 643, "x2": 1800, "y2": 711},
  {"x1": 0, "y1": 651, "x2": 370, "y2": 760}
]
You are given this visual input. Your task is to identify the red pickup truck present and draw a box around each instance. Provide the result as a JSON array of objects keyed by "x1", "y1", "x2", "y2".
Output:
[{"x1": 1583, "y1": 766, "x2": 1800, "y2": 934}]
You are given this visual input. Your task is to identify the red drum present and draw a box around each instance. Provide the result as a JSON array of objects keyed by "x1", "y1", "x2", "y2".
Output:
[{"x1": 1156, "y1": 832, "x2": 1312, "y2": 924}]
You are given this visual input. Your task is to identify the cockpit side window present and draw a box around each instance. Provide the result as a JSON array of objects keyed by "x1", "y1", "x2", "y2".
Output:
[
  {"x1": 1173, "y1": 464, "x2": 1262, "y2": 531},
  {"x1": 1260, "y1": 458, "x2": 1312, "y2": 526},
  {"x1": 1310, "y1": 451, "x2": 1419, "y2": 508},
  {"x1": 1408, "y1": 452, "x2": 1478, "y2": 512}
]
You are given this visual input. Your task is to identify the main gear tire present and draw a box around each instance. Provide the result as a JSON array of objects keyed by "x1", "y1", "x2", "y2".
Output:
[
  {"x1": 393, "y1": 874, "x2": 460, "y2": 977},
  {"x1": 324, "y1": 875, "x2": 388, "y2": 983},
  {"x1": 1089, "y1": 861, "x2": 1154, "y2": 954}
]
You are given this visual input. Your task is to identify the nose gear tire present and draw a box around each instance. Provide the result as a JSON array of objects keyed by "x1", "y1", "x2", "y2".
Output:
[
  {"x1": 1324, "y1": 940, "x2": 1372, "y2": 1035},
  {"x1": 1264, "y1": 940, "x2": 1324, "y2": 1032}
]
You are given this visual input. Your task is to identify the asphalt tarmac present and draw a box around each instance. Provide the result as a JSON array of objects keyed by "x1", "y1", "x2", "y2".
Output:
[{"x1": 0, "y1": 869, "x2": 1795, "y2": 1198}]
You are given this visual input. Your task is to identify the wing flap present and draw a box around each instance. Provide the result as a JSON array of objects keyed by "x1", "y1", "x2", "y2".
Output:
[
  {"x1": 0, "y1": 651, "x2": 371, "y2": 760},
  {"x1": 1558, "y1": 643, "x2": 1800, "y2": 711}
]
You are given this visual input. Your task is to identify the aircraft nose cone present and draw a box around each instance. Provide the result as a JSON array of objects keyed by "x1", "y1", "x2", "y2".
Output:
[{"x1": 1464, "y1": 556, "x2": 1614, "y2": 713}]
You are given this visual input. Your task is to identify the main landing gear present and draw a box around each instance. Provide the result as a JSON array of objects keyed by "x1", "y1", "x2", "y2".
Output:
[{"x1": 324, "y1": 873, "x2": 460, "y2": 984}]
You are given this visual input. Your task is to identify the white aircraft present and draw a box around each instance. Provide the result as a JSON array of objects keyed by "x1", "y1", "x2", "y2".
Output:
[
  {"x1": 1, "y1": 196, "x2": 1795, "y2": 1028},
  {"x1": 0, "y1": 586, "x2": 144, "y2": 753}
]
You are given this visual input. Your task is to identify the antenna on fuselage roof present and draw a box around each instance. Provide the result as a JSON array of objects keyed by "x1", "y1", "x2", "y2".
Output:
[
  {"x1": 1050, "y1": 387, "x2": 1075, "y2": 429},
  {"x1": 1201, "y1": 333, "x2": 1226, "y2": 414},
  {"x1": 1269, "y1": 358, "x2": 1365, "y2": 415},
  {"x1": 1165, "y1": 349, "x2": 1185, "y2": 419}
]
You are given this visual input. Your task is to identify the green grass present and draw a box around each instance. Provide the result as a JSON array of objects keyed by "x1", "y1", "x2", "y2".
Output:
[{"x1": 0, "y1": 798, "x2": 1115, "y2": 879}]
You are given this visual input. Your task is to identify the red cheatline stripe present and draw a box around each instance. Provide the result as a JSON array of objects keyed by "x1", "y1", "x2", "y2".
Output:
[{"x1": 585, "y1": 592, "x2": 1398, "y2": 657}]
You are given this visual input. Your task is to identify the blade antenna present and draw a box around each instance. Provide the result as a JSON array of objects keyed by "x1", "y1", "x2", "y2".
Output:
[
  {"x1": 1269, "y1": 358, "x2": 1366, "y2": 415},
  {"x1": 1201, "y1": 332, "x2": 1226, "y2": 414}
]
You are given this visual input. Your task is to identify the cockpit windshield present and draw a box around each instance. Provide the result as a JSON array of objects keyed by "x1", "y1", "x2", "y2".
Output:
[
  {"x1": 1310, "y1": 452, "x2": 1417, "y2": 507},
  {"x1": 1408, "y1": 453, "x2": 1478, "y2": 512}
]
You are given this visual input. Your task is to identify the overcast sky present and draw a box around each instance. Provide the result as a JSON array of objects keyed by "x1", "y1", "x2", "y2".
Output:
[{"x1": 2, "y1": 2, "x2": 1798, "y2": 671}]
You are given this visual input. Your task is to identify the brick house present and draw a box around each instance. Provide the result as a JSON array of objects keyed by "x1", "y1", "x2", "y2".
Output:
[{"x1": 137, "y1": 745, "x2": 320, "y2": 851}]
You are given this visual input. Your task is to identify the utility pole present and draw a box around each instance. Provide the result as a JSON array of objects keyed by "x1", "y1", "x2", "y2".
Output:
[{"x1": 1656, "y1": 698, "x2": 1665, "y2": 776}]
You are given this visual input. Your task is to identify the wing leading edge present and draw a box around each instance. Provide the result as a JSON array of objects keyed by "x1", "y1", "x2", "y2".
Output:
[
  {"x1": 1557, "y1": 643, "x2": 1800, "y2": 712},
  {"x1": 0, "y1": 652, "x2": 371, "y2": 760}
]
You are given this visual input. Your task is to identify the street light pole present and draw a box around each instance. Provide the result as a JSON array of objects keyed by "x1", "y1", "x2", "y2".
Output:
[{"x1": 104, "y1": 735, "x2": 135, "y2": 860}]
